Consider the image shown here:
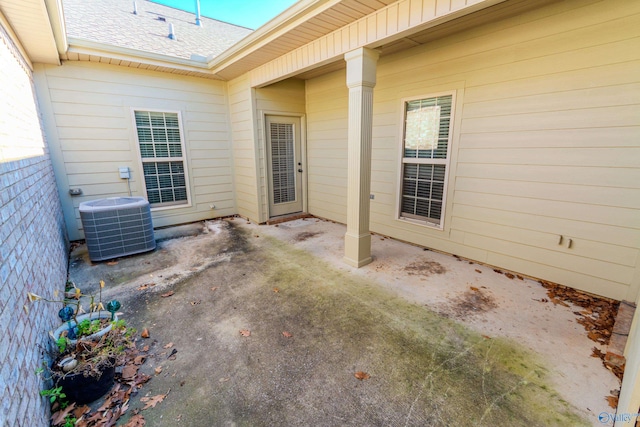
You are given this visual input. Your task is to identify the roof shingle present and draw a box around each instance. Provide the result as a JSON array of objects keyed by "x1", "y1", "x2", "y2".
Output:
[{"x1": 62, "y1": 0, "x2": 253, "y2": 60}]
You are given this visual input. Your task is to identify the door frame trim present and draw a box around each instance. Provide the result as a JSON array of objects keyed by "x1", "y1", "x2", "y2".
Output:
[{"x1": 260, "y1": 111, "x2": 307, "y2": 222}]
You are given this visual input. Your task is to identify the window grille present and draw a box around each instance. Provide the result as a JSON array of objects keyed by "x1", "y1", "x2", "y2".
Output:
[
  {"x1": 400, "y1": 94, "x2": 453, "y2": 226},
  {"x1": 134, "y1": 111, "x2": 188, "y2": 207}
]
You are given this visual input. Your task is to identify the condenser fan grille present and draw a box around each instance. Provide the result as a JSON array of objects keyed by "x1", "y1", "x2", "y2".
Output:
[{"x1": 79, "y1": 197, "x2": 156, "y2": 262}]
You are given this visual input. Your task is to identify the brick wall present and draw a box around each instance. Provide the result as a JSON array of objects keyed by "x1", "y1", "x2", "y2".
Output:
[{"x1": 0, "y1": 22, "x2": 68, "y2": 427}]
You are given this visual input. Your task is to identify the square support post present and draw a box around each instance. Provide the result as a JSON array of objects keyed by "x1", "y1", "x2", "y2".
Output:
[{"x1": 343, "y1": 48, "x2": 379, "y2": 268}]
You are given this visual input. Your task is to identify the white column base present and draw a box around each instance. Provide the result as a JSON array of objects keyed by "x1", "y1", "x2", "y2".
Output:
[{"x1": 343, "y1": 231, "x2": 372, "y2": 267}]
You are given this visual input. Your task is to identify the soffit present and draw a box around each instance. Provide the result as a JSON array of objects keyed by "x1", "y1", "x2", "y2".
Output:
[
  {"x1": 213, "y1": 0, "x2": 397, "y2": 80},
  {"x1": 0, "y1": 0, "x2": 60, "y2": 64},
  {"x1": 295, "y1": 0, "x2": 557, "y2": 80}
]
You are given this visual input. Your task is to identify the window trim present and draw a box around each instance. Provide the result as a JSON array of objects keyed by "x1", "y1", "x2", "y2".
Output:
[
  {"x1": 396, "y1": 91, "x2": 456, "y2": 230},
  {"x1": 131, "y1": 108, "x2": 192, "y2": 211}
]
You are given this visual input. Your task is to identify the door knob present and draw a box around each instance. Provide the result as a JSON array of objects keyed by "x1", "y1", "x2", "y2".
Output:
[{"x1": 298, "y1": 169, "x2": 303, "y2": 172}]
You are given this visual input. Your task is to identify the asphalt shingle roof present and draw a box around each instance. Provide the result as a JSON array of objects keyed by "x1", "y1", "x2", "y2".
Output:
[{"x1": 62, "y1": 0, "x2": 253, "y2": 60}]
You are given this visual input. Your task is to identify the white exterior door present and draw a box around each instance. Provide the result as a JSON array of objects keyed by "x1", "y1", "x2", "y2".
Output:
[{"x1": 267, "y1": 116, "x2": 304, "y2": 217}]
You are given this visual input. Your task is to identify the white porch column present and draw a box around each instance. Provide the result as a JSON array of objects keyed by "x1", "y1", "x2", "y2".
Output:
[{"x1": 343, "y1": 47, "x2": 379, "y2": 268}]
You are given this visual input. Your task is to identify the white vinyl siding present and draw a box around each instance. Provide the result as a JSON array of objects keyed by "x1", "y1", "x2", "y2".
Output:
[
  {"x1": 33, "y1": 61, "x2": 236, "y2": 240},
  {"x1": 305, "y1": 0, "x2": 640, "y2": 301},
  {"x1": 134, "y1": 110, "x2": 188, "y2": 207},
  {"x1": 399, "y1": 94, "x2": 453, "y2": 227}
]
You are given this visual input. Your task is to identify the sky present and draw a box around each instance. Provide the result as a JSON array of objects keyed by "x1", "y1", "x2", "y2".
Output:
[{"x1": 151, "y1": 0, "x2": 299, "y2": 30}]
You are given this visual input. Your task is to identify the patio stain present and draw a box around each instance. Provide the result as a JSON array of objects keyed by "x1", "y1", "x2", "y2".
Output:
[
  {"x1": 404, "y1": 259, "x2": 447, "y2": 275},
  {"x1": 446, "y1": 286, "x2": 499, "y2": 319},
  {"x1": 294, "y1": 231, "x2": 324, "y2": 242},
  {"x1": 255, "y1": 237, "x2": 586, "y2": 426},
  {"x1": 120, "y1": 222, "x2": 588, "y2": 426}
]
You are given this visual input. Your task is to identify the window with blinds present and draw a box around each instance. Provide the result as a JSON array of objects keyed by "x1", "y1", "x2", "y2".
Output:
[
  {"x1": 134, "y1": 111, "x2": 188, "y2": 207},
  {"x1": 399, "y1": 94, "x2": 453, "y2": 227}
]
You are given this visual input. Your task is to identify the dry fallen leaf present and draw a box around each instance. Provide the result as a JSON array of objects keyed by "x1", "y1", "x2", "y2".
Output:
[
  {"x1": 219, "y1": 377, "x2": 230, "y2": 383},
  {"x1": 140, "y1": 392, "x2": 168, "y2": 410},
  {"x1": 122, "y1": 364, "x2": 139, "y2": 380},
  {"x1": 354, "y1": 371, "x2": 370, "y2": 380},
  {"x1": 96, "y1": 396, "x2": 114, "y2": 413},
  {"x1": 606, "y1": 395, "x2": 618, "y2": 408},
  {"x1": 190, "y1": 300, "x2": 201, "y2": 305},
  {"x1": 72, "y1": 404, "x2": 90, "y2": 419},
  {"x1": 163, "y1": 342, "x2": 174, "y2": 349},
  {"x1": 550, "y1": 297, "x2": 570, "y2": 307},
  {"x1": 239, "y1": 329, "x2": 251, "y2": 337},
  {"x1": 282, "y1": 331, "x2": 293, "y2": 338},
  {"x1": 51, "y1": 403, "x2": 77, "y2": 425},
  {"x1": 142, "y1": 345, "x2": 150, "y2": 352},
  {"x1": 211, "y1": 287, "x2": 219, "y2": 291},
  {"x1": 470, "y1": 286, "x2": 479, "y2": 291},
  {"x1": 474, "y1": 269, "x2": 482, "y2": 273},
  {"x1": 107, "y1": 261, "x2": 118, "y2": 266},
  {"x1": 161, "y1": 291, "x2": 174, "y2": 298},
  {"x1": 141, "y1": 328, "x2": 150, "y2": 338},
  {"x1": 123, "y1": 414, "x2": 146, "y2": 427},
  {"x1": 155, "y1": 366, "x2": 163, "y2": 375},
  {"x1": 134, "y1": 355, "x2": 147, "y2": 365},
  {"x1": 273, "y1": 288, "x2": 280, "y2": 293}
]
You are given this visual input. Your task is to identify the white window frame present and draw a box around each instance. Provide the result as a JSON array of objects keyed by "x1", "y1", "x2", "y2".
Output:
[
  {"x1": 396, "y1": 91, "x2": 456, "y2": 230},
  {"x1": 131, "y1": 108, "x2": 191, "y2": 211}
]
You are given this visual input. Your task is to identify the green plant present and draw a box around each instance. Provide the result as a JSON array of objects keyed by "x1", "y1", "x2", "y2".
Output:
[
  {"x1": 63, "y1": 415, "x2": 76, "y2": 427},
  {"x1": 76, "y1": 319, "x2": 102, "y2": 337},
  {"x1": 55, "y1": 336, "x2": 67, "y2": 353},
  {"x1": 40, "y1": 386, "x2": 66, "y2": 405}
]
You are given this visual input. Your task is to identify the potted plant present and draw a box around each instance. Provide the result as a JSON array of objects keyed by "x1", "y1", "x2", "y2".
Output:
[
  {"x1": 28, "y1": 281, "x2": 120, "y2": 343},
  {"x1": 26, "y1": 281, "x2": 130, "y2": 405},
  {"x1": 47, "y1": 319, "x2": 135, "y2": 404}
]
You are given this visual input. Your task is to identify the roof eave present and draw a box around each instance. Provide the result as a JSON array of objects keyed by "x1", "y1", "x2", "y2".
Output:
[
  {"x1": 207, "y1": 0, "x2": 340, "y2": 76},
  {"x1": 44, "y1": 0, "x2": 68, "y2": 56},
  {"x1": 65, "y1": 37, "x2": 225, "y2": 77}
]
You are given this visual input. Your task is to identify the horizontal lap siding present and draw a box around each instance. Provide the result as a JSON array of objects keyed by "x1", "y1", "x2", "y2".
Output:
[
  {"x1": 306, "y1": 70, "x2": 349, "y2": 223},
  {"x1": 306, "y1": 0, "x2": 640, "y2": 300},
  {"x1": 228, "y1": 74, "x2": 259, "y2": 221},
  {"x1": 34, "y1": 62, "x2": 234, "y2": 240}
]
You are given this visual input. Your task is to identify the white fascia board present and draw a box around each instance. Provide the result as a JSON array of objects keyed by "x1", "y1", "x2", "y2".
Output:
[
  {"x1": 67, "y1": 37, "x2": 218, "y2": 75},
  {"x1": 44, "y1": 0, "x2": 67, "y2": 55}
]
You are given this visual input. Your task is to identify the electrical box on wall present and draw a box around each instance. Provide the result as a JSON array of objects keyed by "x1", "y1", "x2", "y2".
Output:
[{"x1": 119, "y1": 167, "x2": 130, "y2": 179}]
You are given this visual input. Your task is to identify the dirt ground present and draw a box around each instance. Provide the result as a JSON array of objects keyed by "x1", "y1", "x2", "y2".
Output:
[{"x1": 67, "y1": 218, "x2": 621, "y2": 426}]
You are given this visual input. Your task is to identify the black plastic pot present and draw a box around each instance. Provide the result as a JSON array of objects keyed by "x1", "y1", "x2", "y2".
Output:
[{"x1": 53, "y1": 361, "x2": 115, "y2": 404}]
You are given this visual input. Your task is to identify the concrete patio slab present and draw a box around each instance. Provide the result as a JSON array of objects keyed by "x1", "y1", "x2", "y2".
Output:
[{"x1": 68, "y1": 218, "x2": 621, "y2": 426}]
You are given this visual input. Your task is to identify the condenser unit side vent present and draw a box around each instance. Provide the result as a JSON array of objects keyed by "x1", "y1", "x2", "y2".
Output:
[{"x1": 79, "y1": 197, "x2": 156, "y2": 262}]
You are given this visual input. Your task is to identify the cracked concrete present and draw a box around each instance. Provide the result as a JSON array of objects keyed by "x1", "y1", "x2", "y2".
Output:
[{"x1": 67, "y1": 218, "x2": 620, "y2": 426}]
